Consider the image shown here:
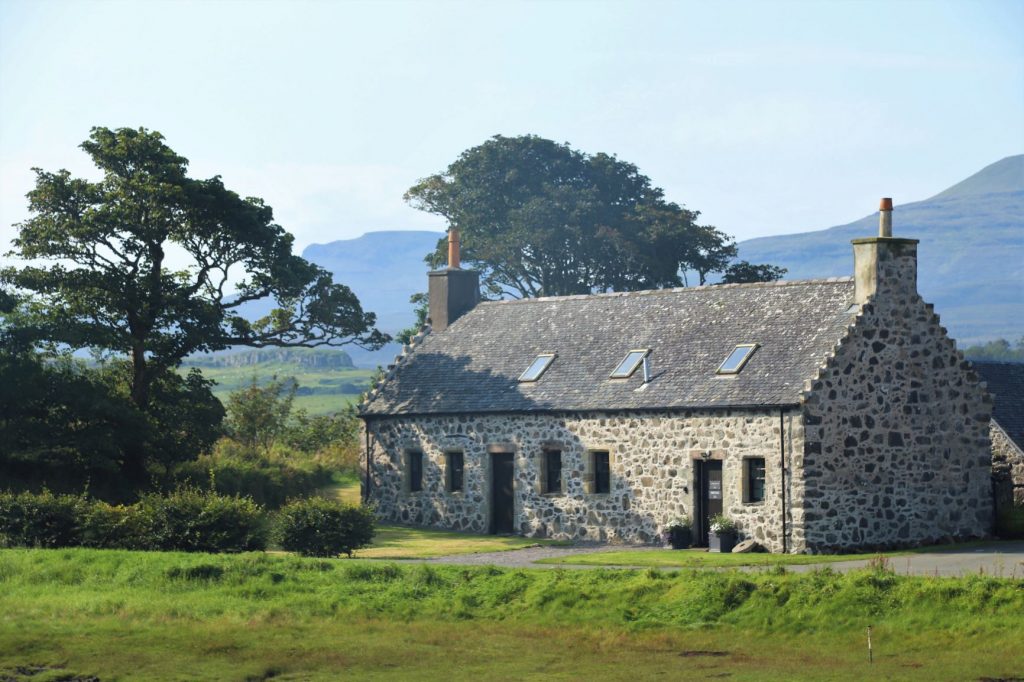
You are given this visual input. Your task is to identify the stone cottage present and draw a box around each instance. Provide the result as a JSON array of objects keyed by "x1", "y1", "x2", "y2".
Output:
[
  {"x1": 358, "y1": 201, "x2": 995, "y2": 553},
  {"x1": 973, "y1": 362, "x2": 1024, "y2": 512}
]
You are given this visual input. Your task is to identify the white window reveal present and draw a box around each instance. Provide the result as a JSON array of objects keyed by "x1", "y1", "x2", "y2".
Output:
[
  {"x1": 518, "y1": 353, "x2": 556, "y2": 382},
  {"x1": 717, "y1": 344, "x2": 758, "y2": 374},
  {"x1": 610, "y1": 349, "x2": 649, "y2": 378}
]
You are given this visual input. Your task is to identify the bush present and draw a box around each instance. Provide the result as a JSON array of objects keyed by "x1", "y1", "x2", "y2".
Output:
[
  {"x1": 276, "y1": 498, "x2": 375, "y2": 557},
  {"x1": 0, "y1": 489, "x2": 88, "y2": 548},
  {"x1": 1, "y1": 489, "x2": 267, "y2": 553},
  {"x1": 139, "y1": 488, "x2": 268, "y2": 553},
  {"x1": 175, "y1": 439, "x2": 335, "y2": 509},
  {"x1": 82, "y1": 501, "x2": 152, "y2": 550}
]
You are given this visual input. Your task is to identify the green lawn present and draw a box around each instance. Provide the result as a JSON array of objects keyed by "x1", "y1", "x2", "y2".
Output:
[
  {"x1": 1, "y1": 548, "x2": 1022, "y2": 680},
  {"x1": 355, "y1": 525, "x2": 569, "y2": 559}
]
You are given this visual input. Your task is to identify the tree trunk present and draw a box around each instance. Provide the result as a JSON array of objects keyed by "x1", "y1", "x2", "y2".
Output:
[{"x1": 123, "y1": 343, "x2": 150, "y2": 486}]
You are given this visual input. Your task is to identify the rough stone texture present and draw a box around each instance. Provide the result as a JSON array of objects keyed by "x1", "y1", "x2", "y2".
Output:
[
  {"x1": 364, "y1": 409, "x2": 800, "y2": 552},
  {"x1": 798, "y1": 240, "x2": 994, "y2": 552},
  {"x1": 992, "y1": 422, "x2": 1024, "y2": 508}
]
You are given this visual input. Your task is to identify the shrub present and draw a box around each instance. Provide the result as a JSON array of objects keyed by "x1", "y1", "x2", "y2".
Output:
[
  {"x1": 0, "y1": 490, "x2": 88, "y2": 548},
  {"x1": 276, "y1": 498, "x2": 375, "y2": 557},
  {"x1": 139, "y1": 488, "x2": 268, "y2": 553},
  {"x1": 709, "y1": 514, "x2": 737, "y2": 535},
  {"x1": 81, "y1": 501, "x2": 152, "y2": 550},
  {"x1": 175, "y1": 439, "x2": 334, "y2": 509}
]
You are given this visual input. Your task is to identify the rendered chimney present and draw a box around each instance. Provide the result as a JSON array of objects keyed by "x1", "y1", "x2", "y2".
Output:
[
  {"x1": 878, "y1": 197, "x2": 893, "y2": 237},
  {"x1": 448, "y1": 227, "x2": 461, "y2": 269},
  {"x1": 851, "y1": 198, "x2": 919, "y2": 305},
  {"x1": 427, "y1": 227, "x2": 479, "y2": 332}
]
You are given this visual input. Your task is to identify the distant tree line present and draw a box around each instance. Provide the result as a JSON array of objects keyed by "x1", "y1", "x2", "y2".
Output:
[{"x1": 961, "y1": 337, "x2": 1024, "y2": 363}]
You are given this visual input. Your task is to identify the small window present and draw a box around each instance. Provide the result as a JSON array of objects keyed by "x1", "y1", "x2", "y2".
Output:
[
  {"x1": 593, "y1": 451, "x2": 610, "y2": 494},
  {"x1": 544, "y1": 450, "x2": 562, "y2": 494},
  {"x1": 610, "y1": 349, "x2": 649, "y2": 378},
  {"x1": 407, "y1": 449, "x2": 423, "y2": 492},
  {"x1": 446, "y1": 451, "x2": 464, "y2": 492},
  {"x1": 745, "y1": 458, "x2": 765, "y2": 503},
  {"x1": 717, "y1": 344, "x2": 758, "y2": 374},
  {"x1": 519, "y1": 353, "x2": 555, "y2": 382}
]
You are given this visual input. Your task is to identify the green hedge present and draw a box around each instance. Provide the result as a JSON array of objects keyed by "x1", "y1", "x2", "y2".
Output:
[
  {"x1": 0, "y1": 489, "x2": 268, "y2": 553},
  {"x1": 275, "y1": 498, "x2": 375, "y2": 557}
]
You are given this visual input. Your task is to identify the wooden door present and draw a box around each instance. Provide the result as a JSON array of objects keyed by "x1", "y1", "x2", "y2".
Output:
[
  {"x1": 490, "y1": 453, "x2": 515, "y2": 534},
  {"x1": 695, "y1": 460, "x2": 723, "y2": 546}
]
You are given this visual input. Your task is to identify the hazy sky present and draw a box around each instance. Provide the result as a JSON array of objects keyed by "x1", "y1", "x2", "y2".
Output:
[{"x1": 1, "y1": 0, "x2": 1022, "y2": 261}]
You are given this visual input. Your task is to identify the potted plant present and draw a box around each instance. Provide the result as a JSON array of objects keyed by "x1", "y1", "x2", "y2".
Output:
[
  {"x1": 709, "y1": 514, "x2": 738, "y2": 553},
  {"x1": 661, "y1": 517, "x2": 692, "y2": 550}
]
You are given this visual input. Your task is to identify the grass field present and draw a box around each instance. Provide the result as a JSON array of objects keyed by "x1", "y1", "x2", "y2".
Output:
[
  {"x1": 1, "y1": 548, "x2": 1022, "y2": 681},
  {"x1": 355, "y1": 525, "x2": 568, "y2": 559},
  {"x1": 182, "y1": 361, "x2": 377, "y2": 415}
]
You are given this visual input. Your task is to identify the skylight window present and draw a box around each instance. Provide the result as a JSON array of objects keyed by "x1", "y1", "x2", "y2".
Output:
[
  {"x1": 610, "y1": 349, "x2": 649, "y2": 379},
  {"x1": 519, "y1": 353, "x2": 555, "y2": 382},
  {"x1": 717, "y1": 344, "x2": 758, "y2": 375}
]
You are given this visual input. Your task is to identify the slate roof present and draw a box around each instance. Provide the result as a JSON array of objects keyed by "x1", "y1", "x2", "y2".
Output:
[
  {"x1": 972, "y1": 361, "x2": 1024, "y2": 451},
  {"x1": 362, "y1": 277, "x2": 857, "y2": 417}
]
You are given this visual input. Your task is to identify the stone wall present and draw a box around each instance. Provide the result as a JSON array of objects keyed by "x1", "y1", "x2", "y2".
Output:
[
  {"x1": 363, "y1": 409, "x2": 801, "y2": 552},
  {"x1": 992, "y1": 422, "x2": 1024, "y2": 509},
  {"x1": 800, "y1": 280, "x2": 994, "y2": 550}
]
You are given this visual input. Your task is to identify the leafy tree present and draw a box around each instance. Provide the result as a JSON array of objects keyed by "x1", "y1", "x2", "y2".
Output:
[
  {"x1": 3, "y1": 127, "x2": 388, "y2": 480},
  {"x1": 405, "y1": 135, "x2": 744, "y2": 298},
  {"x1": 721, "y1": 261, "x2": 788, "y2": 285},
  {"x1": 395, "y1": 292, "x2": 428, "y2": 345},
  {"x1": 961, "y1": 337, "x2": 1024, "y2": 363},
  {"x1": 3, "y1": 127, "x2": 388, "y2": 415},
  {"x1": 0, "y1": 351, "x2": 222, "y2": 499},
  {"x1": 225, "y1": 375, "x2": 298, "y2": 451}
]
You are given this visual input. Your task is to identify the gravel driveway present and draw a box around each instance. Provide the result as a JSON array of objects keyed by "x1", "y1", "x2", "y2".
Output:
[{"x1": 422, "y1": 540, "x2": 1024, "y2": 576}]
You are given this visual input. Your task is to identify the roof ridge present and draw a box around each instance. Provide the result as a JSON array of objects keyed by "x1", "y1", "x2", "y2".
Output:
[{"x1": 479, "y1": 277, "x2": 855, "y2": 305}]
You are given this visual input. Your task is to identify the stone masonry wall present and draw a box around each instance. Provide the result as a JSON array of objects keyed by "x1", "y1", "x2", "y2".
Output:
[
  {"x1": 991, "y1": 422, "x2": 1024, "y2": 509},
  {"x1": 800, "y1": 252, "x2": 993, "y2": 551},
  {"x1": 363, "y1": 409, "x2": 802, "y2": 552}
]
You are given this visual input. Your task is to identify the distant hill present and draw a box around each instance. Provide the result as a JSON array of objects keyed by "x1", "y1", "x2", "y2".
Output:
[{"x1": 736, "y1": 155, "x2": 1023, "y2": 345}]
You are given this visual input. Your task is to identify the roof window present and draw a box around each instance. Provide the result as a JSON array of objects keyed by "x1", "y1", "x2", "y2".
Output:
[
  {"x1": 610, "y1": 349, "x2": 649, "y2": 378},
  {"x1": 717, "y1": 344, "x2": 758, "y2": 374},
  {"x1": 519, "y1": 353, "x2": 555, "y2": 382}
]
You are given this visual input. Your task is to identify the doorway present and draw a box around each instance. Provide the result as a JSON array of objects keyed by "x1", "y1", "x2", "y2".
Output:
[
  {"x1": 490, "y1": 452, "x2": 515, "y2": 534},
  {"x1": 695, "y1": 459, "x2": 723, "y2": 546}
]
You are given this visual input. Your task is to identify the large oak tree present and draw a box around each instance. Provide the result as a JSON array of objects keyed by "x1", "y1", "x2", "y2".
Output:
[
  {"x1": 2, "y1": 127, "x2": 387, "y2": 479},
  {"x1": 404, "y1": 135, "x2": 762, "y2": 298}
]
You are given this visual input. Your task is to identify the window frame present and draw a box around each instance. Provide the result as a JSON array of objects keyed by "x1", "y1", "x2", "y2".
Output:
[
  {"x1": 716, "y1": 343, "x2": 759, "y2": 375},
  {"x1": 518, "y1": 353, "x2": 556, "y2": 383},
  {"x1": 592, "y1": 450, "x2": 611, "y2": 494},
  {"x1": 407, "y1": 449, "x2": 423, "y2": 493},
  {"x1": 446, "y1": 450, "x2": 465, "y2": 493},
  {"x1": 543, "y1": 449, "x2": 562, "y2": 495},
  {"x1": 744, "y1": 457, "x2": 766, "y2": 504},
  {"x1": 609, "y1": 349, "x2": 650, "y2": 379}
]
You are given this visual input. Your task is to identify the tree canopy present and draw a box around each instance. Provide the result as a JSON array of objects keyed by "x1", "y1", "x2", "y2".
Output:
[
  {"x1": 3, "y1": 127, "x2": 388, "y2": 413},
  {"x1": 404, "y1": 135, "x2": 777, "y2": 298}
]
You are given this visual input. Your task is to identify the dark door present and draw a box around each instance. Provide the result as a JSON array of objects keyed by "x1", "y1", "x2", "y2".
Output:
[
  {"x1": 490, "y1": 453, "x2": 515, "y2": 534},
  {"x1": 695, "y1": 460, "x2": 723, "y2": 546}
]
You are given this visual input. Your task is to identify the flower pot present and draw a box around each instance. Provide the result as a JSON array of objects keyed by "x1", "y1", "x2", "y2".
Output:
[
  {"x1": 668, "y1": 526, "x2": 692, "y2": 550},
  {"x1": 709, "y1": 531, "x2": 736, "y2": 553}
]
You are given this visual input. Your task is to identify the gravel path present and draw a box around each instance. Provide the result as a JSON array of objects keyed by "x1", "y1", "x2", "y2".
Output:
[{"x1": 419, "y1": 540, "x2": 1024, "y2": 576}]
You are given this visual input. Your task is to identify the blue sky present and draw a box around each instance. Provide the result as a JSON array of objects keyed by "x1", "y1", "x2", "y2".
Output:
[{"x1": 1, "y1": 0, "x2": 1021, "y2": 261}]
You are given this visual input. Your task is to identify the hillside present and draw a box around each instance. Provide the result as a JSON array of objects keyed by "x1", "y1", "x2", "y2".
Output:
[
  {"x1": 736, "y1": 155, "x2": 1023, "y2": 345},
  {"x1": 183, "y1": 349, "x2": 375, "y2": 415}
]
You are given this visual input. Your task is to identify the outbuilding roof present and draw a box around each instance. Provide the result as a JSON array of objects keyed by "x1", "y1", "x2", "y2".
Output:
[
  {"x1": 362, "y1": 277, "x2": 857, "y2": 417},
  {"x1": 973, "y1": 361, "x2": 1024, "y2": 451}
]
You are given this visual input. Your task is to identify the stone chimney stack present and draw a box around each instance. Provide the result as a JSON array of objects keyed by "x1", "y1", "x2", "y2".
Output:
[
  {"x1": 428, "y1": 228, "x2": 479, "y2": 332},
  {"x1": 852, "y1": 198, "x2": 920, "y2": 305}
]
